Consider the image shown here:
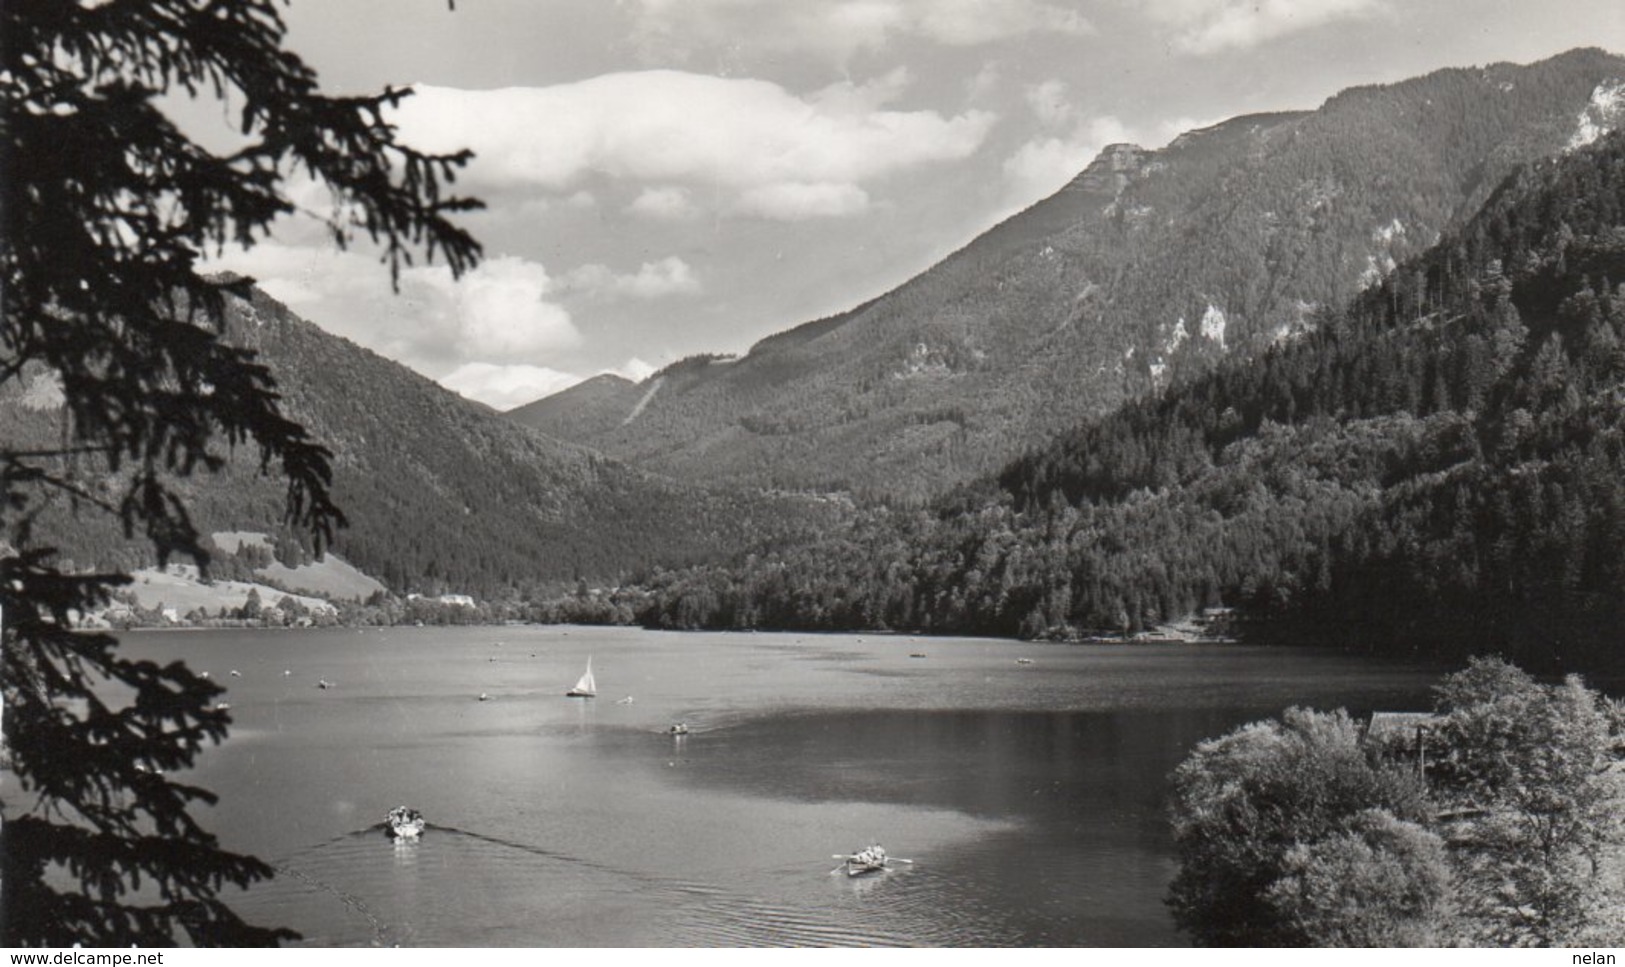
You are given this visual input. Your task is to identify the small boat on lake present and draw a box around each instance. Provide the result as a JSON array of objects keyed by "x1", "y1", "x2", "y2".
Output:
[
  {"x1": 669, "y1": 723, "x2": 689, "y2": 735},
  {"x1": 837, "y1": 845, "x2": 894, "y2": 876},
  {"x1": 566, "y1": 657, "x2": 597, "y2": 698},
  {"x1": 386, "y1": 806, "x2": 425, "y2": 840}
]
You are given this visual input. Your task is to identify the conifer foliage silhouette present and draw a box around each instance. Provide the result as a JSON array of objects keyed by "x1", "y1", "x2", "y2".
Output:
[{"x1": 1, "y1": 0, "x2": 481, "y2": 945}]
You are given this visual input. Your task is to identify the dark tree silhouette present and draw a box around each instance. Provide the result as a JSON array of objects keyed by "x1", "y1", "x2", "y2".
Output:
[{"x1": 1, "y1": 0, "x2": 480, "y2": 946}]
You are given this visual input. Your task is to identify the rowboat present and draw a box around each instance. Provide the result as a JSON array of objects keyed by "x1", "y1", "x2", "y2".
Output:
[
  {"x1": 833, "y1": 845, "x2": 911, "y2": 876},
  {"x1": 386, "y1": 806, "x2": 425, "y2": 840}
]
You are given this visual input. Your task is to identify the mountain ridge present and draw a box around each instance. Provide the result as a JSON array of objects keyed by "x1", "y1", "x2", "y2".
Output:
[
  {"x1": 8, "y1": 286, "x2": 830, "y2": 598},
  {"x1": 510, "y1": 48, "x2": 1625, "y2": 502}
]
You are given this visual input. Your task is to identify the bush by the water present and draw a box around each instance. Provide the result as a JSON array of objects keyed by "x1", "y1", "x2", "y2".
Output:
[{"x1": 1166, "y1": 657, "x2": 1625, "y2": 946}]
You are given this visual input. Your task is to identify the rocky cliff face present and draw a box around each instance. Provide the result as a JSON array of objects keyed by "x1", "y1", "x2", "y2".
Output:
[
  {"x1": 1569, "y1": 78, "x2": 1625, "y2": 149},
  {"x1": 1064, "y1": 142, "x2": 1151, "y2": 197}
]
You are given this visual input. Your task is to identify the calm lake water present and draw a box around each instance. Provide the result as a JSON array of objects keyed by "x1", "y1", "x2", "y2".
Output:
[{"x1": 114, "y1": 626, "x2": 1444, "y2": 947}]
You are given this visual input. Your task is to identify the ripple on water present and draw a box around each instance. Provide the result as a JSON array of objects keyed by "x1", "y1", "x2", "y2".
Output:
[{"x1": 240, "y1": 825, "x2": 995, "y2": 947}]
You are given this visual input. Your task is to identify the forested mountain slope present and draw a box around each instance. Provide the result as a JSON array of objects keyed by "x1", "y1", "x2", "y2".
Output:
[
  {"x1": 513, "y1": 49, "x2": 1625, "y2": 504},
  {"x1": 506, "y1": 373, "x2": 639, "y2": 442},
  {"x1": 6, "y1": 287, "x2": 829, "y2": 597},
  {"x1": 631, "y1": 128, "x2": 1625, "y2": 673}
]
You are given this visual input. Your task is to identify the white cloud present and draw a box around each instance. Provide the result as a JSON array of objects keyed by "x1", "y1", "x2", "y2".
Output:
[
  {"x1": 1136, "y1": 0, "x2": 1387, "y2": 55},
  {"x1": 1003, "y1": 115, "x2": 1135, "y2": 202},
  {"x1": 440, "y1": 362, "x2": 582, "y2": 410},
  {"x1": 913, "y1": 0, "x2": 1094, "y2": 46},
  {"x1": 208, "y1": 243, "x2": 581, "y2": 380},
  {"x1": 625, "y1": 0, "x2": 1093, "y2": 63},
  {"x1": 393, "y1": 73, "x2": 994, "y2": 221},
  {"x1": 626, "y1": 185, "x2": 698, "y2": 220},
  {"x1": 734, "y1": 181, "x2": 871, "y2": 220},
  {"x1": 1025, "y1": 79, "x2": 1076, "y2": 130},
  {"x1": 623, "y1": 258, "x2": 702, "y2": 298},
  {"x1": 274, "y1": 173, "x2": 346, "y2": 246},
  {"x1": 807, "y1": 65, "x2": 917, "y2": 116},
  {"x1": 474, "y1": 196, "x2": 554, "y2": 225},
  {"x1": 211, "y1": 243, "x2": 595, "y2": 410},
  {"x1": 613, "y1": 357, "x2": 657, "y2": 383},
  {"x1": 558, "y1": 257, "x2": 703, "y2": 300},
  {"x1": 401, "y1": 255, "x2": 580, "y2": 359},
  {"x1": 966, "y1": 61, "x2": 1002, "y2": 103},
  {"x1": 250, "y1": 272, "x2": 324, "y2": 306}
]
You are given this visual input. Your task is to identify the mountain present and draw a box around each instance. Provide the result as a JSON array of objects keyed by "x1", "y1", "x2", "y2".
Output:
[
  {"x1": 628, "y1": 126, "x2": 1625, "y2": 673},
  {"x1": 6, "y1": 287, "x2": 830, "y2": 598},
  {"x1": 511, "y1": 48, "x2": 1625, "y2": 502},
  {"x1": 506, "y1": 373, "x2": 640, "y2": 442}
]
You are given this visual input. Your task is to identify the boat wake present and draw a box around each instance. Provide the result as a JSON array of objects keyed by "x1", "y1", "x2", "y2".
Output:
[{"x1": 243, "y1": 823, "x2": 941, "y2": 946}]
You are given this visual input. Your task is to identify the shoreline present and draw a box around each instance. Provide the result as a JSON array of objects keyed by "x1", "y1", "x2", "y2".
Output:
[{"x1": 99, "y1": 619, "x2": 1239, "y2": 647}]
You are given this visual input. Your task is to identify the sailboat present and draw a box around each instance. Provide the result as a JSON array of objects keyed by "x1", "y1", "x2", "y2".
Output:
[{"x1": 566, "y1": 657, "x2": 597, "y2": 698}]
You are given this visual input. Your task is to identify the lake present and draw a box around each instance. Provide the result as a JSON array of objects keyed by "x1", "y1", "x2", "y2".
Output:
[{"x1": 115, "y1": 626, "x2": 1444, "y2": 946}]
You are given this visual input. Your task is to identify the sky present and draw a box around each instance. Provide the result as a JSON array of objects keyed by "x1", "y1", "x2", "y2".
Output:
[{"x1": 204, "y1": 0, "x2": 1625, "y2": 410}]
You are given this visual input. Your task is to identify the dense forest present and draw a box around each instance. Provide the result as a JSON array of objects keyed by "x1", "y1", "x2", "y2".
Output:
[
  {"x1": 2, "y1": 289, "x2": 839, "y2": 599},
  {"x1": 624, "y1": 129, "x2": 1625, "y2": 673}
]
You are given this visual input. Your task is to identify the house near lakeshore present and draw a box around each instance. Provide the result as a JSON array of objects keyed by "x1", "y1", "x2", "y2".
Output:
[
  {"x1": 407, "y1": 592, "x2": 476, "y2": 608},
  {"x1": 1363, "y1": 711, "x2": 1441, "y2": 779}
]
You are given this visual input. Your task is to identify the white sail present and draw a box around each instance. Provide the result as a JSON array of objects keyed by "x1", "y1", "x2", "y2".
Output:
[{"x1": 567, "y1": 657, "x2": 596, "y2": 697}]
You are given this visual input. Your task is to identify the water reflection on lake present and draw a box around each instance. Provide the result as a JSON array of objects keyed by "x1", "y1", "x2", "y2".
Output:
[{"x1": 116, "y1": 626, "x2": 1443, "y2": 946}]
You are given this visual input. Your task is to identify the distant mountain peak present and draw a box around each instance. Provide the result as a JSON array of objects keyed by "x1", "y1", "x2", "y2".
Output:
[{"x1": 580, "y1": 372, "x2": 636, "y2": 390}]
